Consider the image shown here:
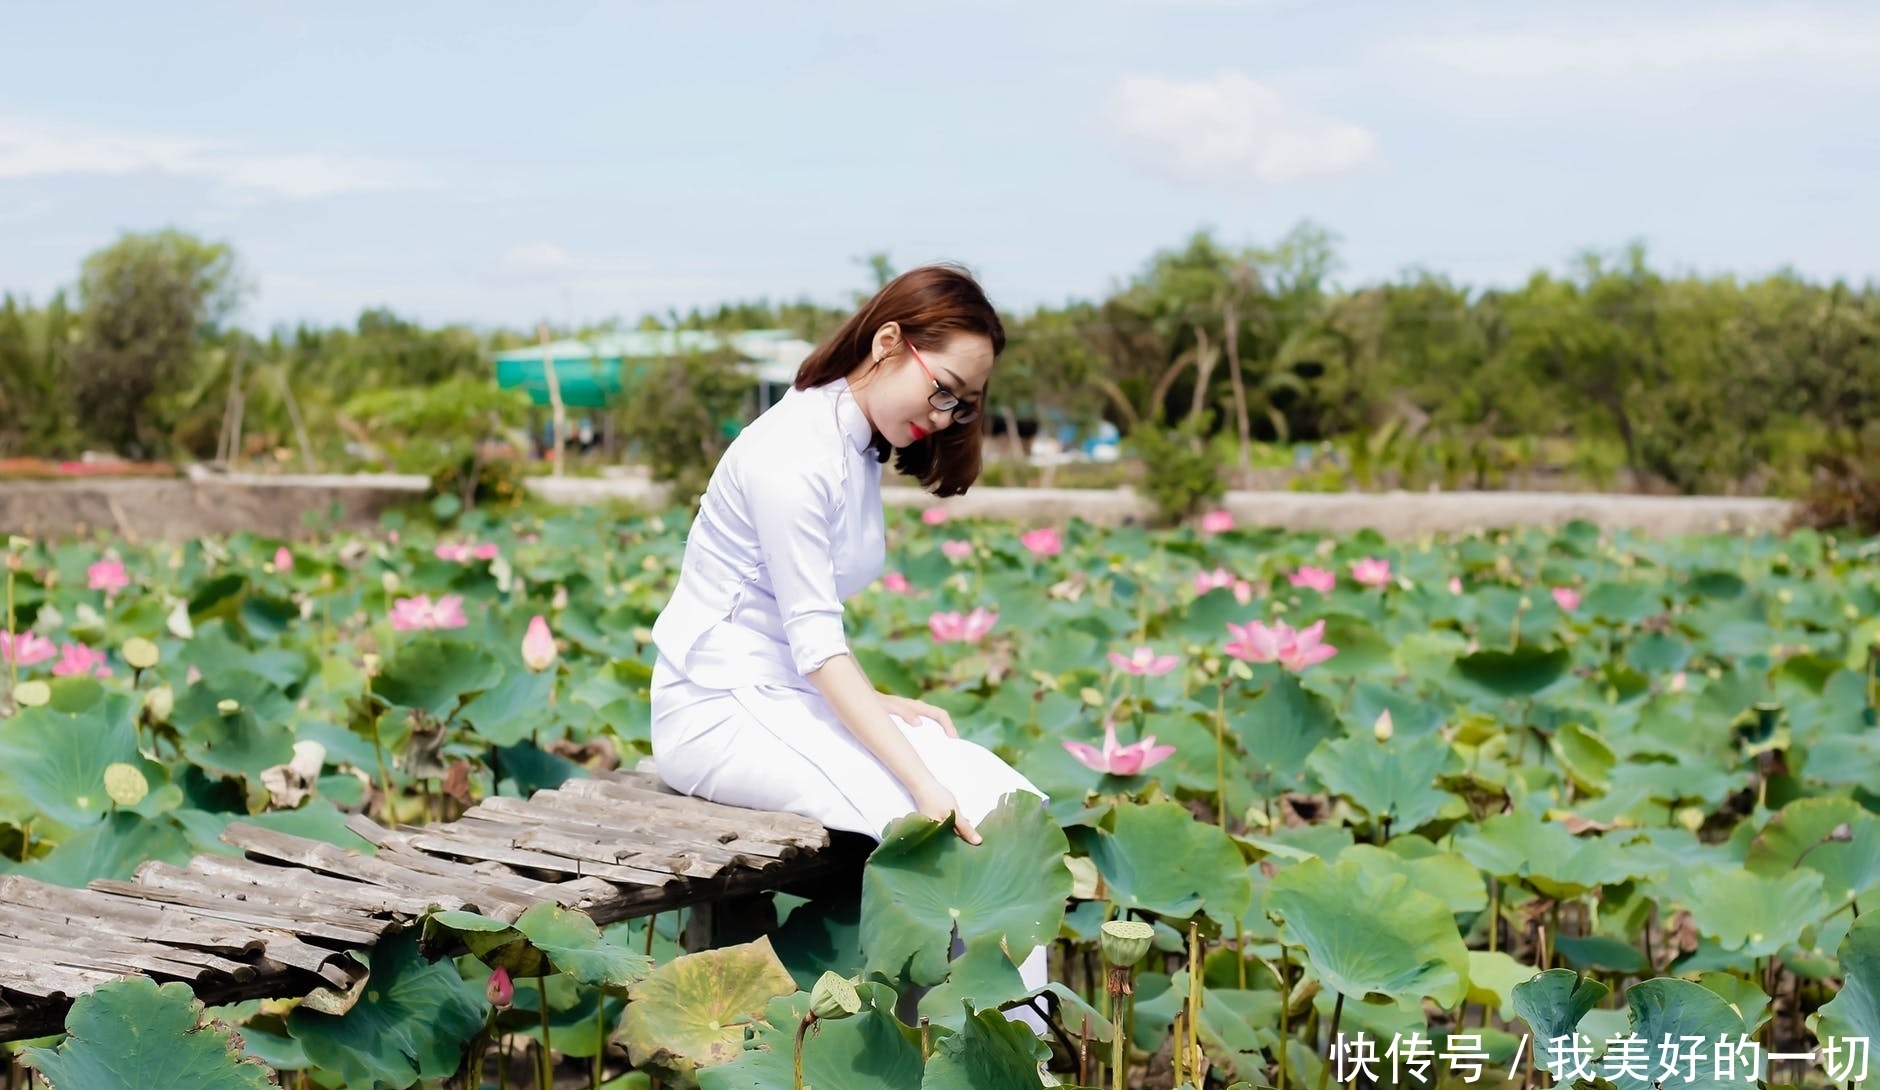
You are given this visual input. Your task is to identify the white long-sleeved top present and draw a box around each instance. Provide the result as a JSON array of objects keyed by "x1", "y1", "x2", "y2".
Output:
[{"x1": 650, "y1": 377, "x2": 886, "y2": 690}]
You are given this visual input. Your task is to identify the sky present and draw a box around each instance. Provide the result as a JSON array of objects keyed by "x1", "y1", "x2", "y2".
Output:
[{"x1": 3, "y1": 1, "x2": 1877, "y2": 332}]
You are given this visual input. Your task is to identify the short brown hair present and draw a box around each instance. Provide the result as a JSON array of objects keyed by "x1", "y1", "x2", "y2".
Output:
[{"x1": 794, "y1": 264, "x2": 1004, "y2": 497}]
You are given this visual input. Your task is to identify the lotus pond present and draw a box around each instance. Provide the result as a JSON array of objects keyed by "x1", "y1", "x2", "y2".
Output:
[{"x1": 1, "y1": 506, "x2": 1878, "y2": 1090}]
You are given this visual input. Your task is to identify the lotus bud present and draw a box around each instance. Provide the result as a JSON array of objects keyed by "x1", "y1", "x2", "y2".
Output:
[
  {"x1": 380, "y1": 571, "x2": 399, "y2": 594},
  {"x1": 144, "y1": 684, "x2": 174, "y2": 723},
  {"x1": 217, "y1": 698, "x2": 240, "y2": 715},
  {"x1": 1099, "y1": 919, "x2": 1156, "y2": 969},
  {"x1": 1373, "y1": 709, "x2": 1394, "y2": 743},
  {"x1": 486, "y1": 966, "x2": 513, "y2": 1009},
  {"x1": 1829, "y1": 822, "x2": 1853, "y2": 843},
  {"x1": 521, "y1": 615, "x2": 557, "y2": 672},
  {"x1": 808, "y1": 971, "x2": 861, "y2": 1021}
]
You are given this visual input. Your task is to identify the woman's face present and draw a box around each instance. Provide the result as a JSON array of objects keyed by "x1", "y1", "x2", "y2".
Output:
[{"x1": 858, "y1": 324, "x2": 993, "y2": 449}]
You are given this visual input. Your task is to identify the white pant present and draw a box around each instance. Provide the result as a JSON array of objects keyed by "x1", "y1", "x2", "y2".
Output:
[{"x1": 651, "y1": 655, "x2": 1053, "y2": 1033}]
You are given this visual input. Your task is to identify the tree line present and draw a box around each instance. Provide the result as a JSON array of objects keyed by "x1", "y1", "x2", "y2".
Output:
[{"x1": 1, "y1": 226, "x2": 1875, "y2": 500}]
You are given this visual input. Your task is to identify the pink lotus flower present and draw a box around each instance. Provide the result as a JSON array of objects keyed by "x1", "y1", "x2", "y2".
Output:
[
  {"x1": 486, "y1": 966, "x2": 513, "y2": 1009},
  {"x1": 941, "y1": 540, "x2": 975, "y2": 560},
  {"x1": 1194, "y1": 568, "x2": 1254, "y2": 604},
  {"x1": 389, "y1": 594, "x2": 469, "y2": 632},
  {"x1": 434, "y1": 542, "x2": 501, "y2": 563},
  {"x1": 1448, "y1": 576, "x2": 1464, "y2": 595},
  {"x1": 274, "y1": 546, "x2": 293, "y2": 572},
  {"x1": 1199, "y1": 509, "x2": 1235, "y2": 534},
  {"x1": 1108, "y1": 645, "x2": 1179, "y2": 676},
  {"x1": 921, "y1": 506, "x2": 949, "y2": 526},
  {"x1": 1551, "y1": 587, "x2": 1582, "y2": 612},
  {"x1": 928, "y1": 608, "x2": 997, "y2": 643},
  {"x1": 0, "y1": 631, "x2": 58, "y2": 667},
  {"x1": 1287, "y1": 566, "x2": 1337, "y2": 594},
  {"x1": 51, "y1": 642, "x2": 112, "y2": 678},
  {"x1": 1064, "y1": 720, "x2": 1176, "y2": 777},
  {"x1": 87, "y1": 558, "x2": 128, "y2": 593},
  {"x1": 1349, "y1": 558, "x2": 1392, "y2": 587},
  {"x1": 1224, "y1": 618, "x2": 1339, "y2": 672},
  {"x1": 1020, "y1": 527, "x2": 1062, "y2": 557},
  {"x1": 521, "y1": 615, "x2": 557, "y2": 671},
  {"x1": 882, "y1": 572, "x2": 913, "y2": 595}
]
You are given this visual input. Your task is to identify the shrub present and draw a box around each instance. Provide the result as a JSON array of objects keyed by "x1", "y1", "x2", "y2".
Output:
[{"x1": 1130, "y1": 419, "x2": 1225, "y2": 525}]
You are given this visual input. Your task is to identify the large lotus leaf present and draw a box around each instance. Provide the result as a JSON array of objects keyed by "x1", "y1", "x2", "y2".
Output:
[
  {"x1": 373, "y1": 636, "x2": 502, "y2": 717},
  {"x1": 425, "y1": 909, "x2": 546, "y2": 976},
  {"x1": 621, "y1": 936, "x2": 799, "y2": 1088},
  {"x1": 1454, "y1": 808, "x2": 1656, "y2": 900},
  {"x1": 171, "y1": 680, "x2": 297, "y2": 781},
  {"x1": 1744, "y1": 796, "x2": 1880, "y2": 902},
  {"x1": 1265, "y1": 856, "x2": 1468, "y2": 1007},
  {"x1": 915, "y1": 935, "x2": 1030, "y2": 1029},
  {"x1": 286, "y1": 929, "x2": 487, "y2": 1089},
  {"x1": 1580, "y1": 581, "x2": 1663, "y2": 626},
  {"x1": 862, "y1": 793, "x2": 1069, "y2": 987},
  {"x1": 1547, "y1": 722, "x2": 1616, "y2": 795},
  {"x1": 1081, "y1": 800, "x2": 1252, "y2": 926},
  {"x1": 1682, "y1": 865, "x2": 1825, "y2": 958},
  {"x1": 1607, "y1": 978, "x2": 1747, "y2": 1090},
  {"x1": 1307, "y1": 731, "x2": 1459, "y2": 834},
  {"x1": 1695, "y1": 971, "x2": 1770, "y2": 1034},
  {"x1": 1131, "y1": 971, "x2": 1278, "y2": 1065},
  {"x1": 769, "y1": 892, "x2": 865, "y2": 990},
  {"x1": 13, "y1": 812, "x2": 193, "y2": 887},
  {"x1": 1819, "y1": 909, "x2": 1880, "y2": 1043},
  {"x1": 1449, "y1": 644, "x2": 1572, "y2": 702},
  {"x1": 0, "y1": 691, "x2": 164, "y2": 828},
  {"x1": 1359, "y1": 836, "x2": 1488, "y2": 914},
  {"x1": 697, "y1": 985, "x2": 924, "y2": 1090},
  {"x1": 21, "y1": 976, "x2": 275, "y2": 1090},
  {"x1": 460, "y1": 665, "x2": 558, "y2": 746},
  {"x1": 920, "y1": 1001, "x2": 1052, "y2": 1090},
  {"x1": 1511, "y1": 968, "x2": 1610, "y2": 1072},
  {"x1": 514, "y1": 902, "x2": 651, "y2": 989},
  {"x1": 1235, "y1": 673, "x2": 1339, "y2": 780},
  {"x1": 1466, "y1": 950, "x2": 1537, "y2": 1021},
  {"x1": 1800, "y1": 732, "x2": 1880, "y2": 789}
]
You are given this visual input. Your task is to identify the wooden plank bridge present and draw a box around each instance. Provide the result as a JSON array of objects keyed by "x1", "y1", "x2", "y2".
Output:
[{"x1": 0, "y1": 770, "x2": 865, "y2": 1041}]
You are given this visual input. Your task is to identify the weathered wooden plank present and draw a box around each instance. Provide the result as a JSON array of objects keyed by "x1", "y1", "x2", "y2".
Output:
[
  {"x1": 179, "y1": 855, "x2": 466, "y2": 917},
  {"x1": 558, "y1": 778, "x2": 826, "y2": 845},
  {"x1": 468, "y1": 794, "x2": 803, "y2": 860},
  {"x1": 401, "y1": 828, "x2": 685, "y2": 888},
  {"x1": 221, "y1": 823, "x2": 542, "y2": 915},
  {"x1": 0, "y1": 951, "x2": 121, "y2": 1000},
  {"x1": 0, "y1": 932, "x2": 228, "y2": 988},
  {"x1": 0, "y1": 911, "x2": 261, "y2": 982},
  {"x1": 366, "y1": 846, "x2": 619, "y2": 910},
  {"x1": 93, "y1": 873, "x2": 388, "y2": 947},
  {"x1": 0, "y1": 876, "x2": 268, "y2": 957},
  {"x1": 445, "y1": 814, "x2": 726, "y2": 880}
]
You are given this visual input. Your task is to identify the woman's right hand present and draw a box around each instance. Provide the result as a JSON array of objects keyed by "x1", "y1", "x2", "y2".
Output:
[{"x1": 911, "y1": 779, "x2": 981, "y2": 845}]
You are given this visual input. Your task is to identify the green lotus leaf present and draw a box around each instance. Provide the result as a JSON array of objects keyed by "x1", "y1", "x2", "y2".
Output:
[
  {"x1": 286, "y1": 929, "x2": 488, "y2": 1089},
  {"x1": 1465, "y1": 950, "x2": 1537, "y2": 1021},
  {"x1": 0, "y1": 691, "x2": 164, "y2": 828},
  {"x1": 1817, "y1": 910, "x2": 1879, "y2": 1047},
  {"x1": 1744, "y1": 796, "x2": 1880, "y2": 902},
  {"x1": 1800, "y1": 732, "x2": 1880, "y2": 789},
  {"x1": 1449, "y1": 644, "x2": 1572, "y2": 702},
  {"x1": 769, "y1": 892, "x2": 865, "y2": 990},
  {"x1": 460, "y1": 664, "x2": 558, "y2": 746},
  {"x1": 1235, "y1": 673, "x2": 1339, "y2": 780},
  {"x1": 170, "y1": 679, "x2": 298, "y2": 782},
  {"x1": 1695, "y1": 971, "x2": 1770, "y2": 1034},
  {"x1": 914, "y1": 933, "x2": 1032, "y2": 1029},
  {"x1": 21, "y1": 976, "x2": 275, "y2": 1090},
  {"x1": 1265, "y1": 856, "x2": 1469, "y2": 1007},
  {"x1": 1307, "y1": 731, "x2": 1459, "y2": 835},
  {"x1": 1511, "y1": 968, "x2": 1610, "y2": 1072},
  {"x1": 1682, "y1": 865, "x2": 1825, "y2": 958},
  {"x1": 920, "y1": 1001, "x2": 1052, "y2": 1090},
  {"x1": 1580, "y1": 581, "x2": 1663, "y2": 626},
  {"x1": 1352, "y1": 836, "x2": 1488, "y2": 914},
  {"x1": 1081, "y1": 800, "x2": 1252, "y2": 925},
  {"x1": 1131, "y1": 971, "x2": 1278, "y2": 1067},
  {"x1": 373, "y1": 636, "x2": 502, "y2": 717},
  {"x1": 1548, "y1": 722, "x2": 1616, "y2": 795},
  {"x1": 1552, "y1": 934, "x2": 1648, "y2": 975},
  {"x1": 862, "y1": 793, "x2": 1069, "y2": 987},
  {"x1": 14, "y1": 812, "x2": 193, "y2": 888},
  {"x1": 513, "y1": 901, "x2": 652, "y2": 989},
  {"x1": 1454, "y1": 808, "x2": 1655, "y2": 900},
  {"x1": 1608, "y1": 978, "x2": 1748, "y2": 1090},
  {"x1": 621, "y1": 935, "x2": 798, "y2": 1088},
  {"x1": 697, "y1": 985, "x2": 924, "y2": 1090}
]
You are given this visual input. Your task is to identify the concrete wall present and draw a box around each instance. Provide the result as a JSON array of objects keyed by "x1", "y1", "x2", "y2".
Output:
[{"x1": 0, "y1": 472, "x2": 1797, "y2": 542}]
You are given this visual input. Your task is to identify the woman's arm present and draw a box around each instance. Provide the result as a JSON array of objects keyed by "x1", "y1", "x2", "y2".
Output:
[{"x1": 807, "y1": 653, "x2": 981, "y2": 844}]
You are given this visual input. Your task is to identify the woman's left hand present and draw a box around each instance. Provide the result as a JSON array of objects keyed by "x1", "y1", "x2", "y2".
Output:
[{"x1": 879, "y1": 693, "x2": 959, "y2": 738}]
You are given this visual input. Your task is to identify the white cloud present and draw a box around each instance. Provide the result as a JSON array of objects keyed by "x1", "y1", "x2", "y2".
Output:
[
  {"x1": 1102, "y1": 72, "x2": 1377, "y2": 187},
  {"x1": 0, "y1": 117, "x2": 431, "y2": 199}
]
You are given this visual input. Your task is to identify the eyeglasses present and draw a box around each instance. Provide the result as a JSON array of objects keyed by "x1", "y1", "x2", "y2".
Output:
[{"x1": 903, "y1": 339, "x2": 982, "y2": 425}]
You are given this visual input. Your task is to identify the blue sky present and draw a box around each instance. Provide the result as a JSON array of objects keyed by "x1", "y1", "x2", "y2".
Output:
[{"x1": 3, "y1": 1, "x2": 1876, "y2": 331}]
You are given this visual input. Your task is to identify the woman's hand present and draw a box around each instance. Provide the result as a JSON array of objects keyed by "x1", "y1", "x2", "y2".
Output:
[
  {"x1": 910, "y1": 777, "x2": 981, "y2": 845},
  {"x1": 879, "y1": 693, "x2": 959, "y2": 738}
]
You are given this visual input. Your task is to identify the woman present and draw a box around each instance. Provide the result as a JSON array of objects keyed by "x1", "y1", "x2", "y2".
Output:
[{"x1": 648, "y1": 265, "x2": 1050, "y2": 1016}]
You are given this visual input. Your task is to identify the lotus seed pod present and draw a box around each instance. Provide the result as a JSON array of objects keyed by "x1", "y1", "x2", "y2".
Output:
[
  {"x1": 217, "y1": 698, "x2": 241, "y2": 715},
  {"x1": 121, "y1": 637, "x2": 159, "y2": 671},
  {"x1": 808, "y1": 971, "x2": 861, "y2": 1021},
  {"x1": 1100, "y1": 919, "x2": 1156, "y2": 968},
  {"x1": 144, "y1": 684, "x2": 174, "y2": 723},
  {"x1": 104, "y1": 762, "x2": 149, "y2": 807},
  {"x1": 13, "y1": 680, "x2": 50, "y2": 707}
]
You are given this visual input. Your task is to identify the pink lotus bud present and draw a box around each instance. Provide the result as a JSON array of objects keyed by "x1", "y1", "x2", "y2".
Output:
[
  {"x1": 486, "y1": 966, "x2": 513, "y2": 1009},
  {"x1": 521, "y1": 615, "x2": 557, "y2": 671},
  {"x1": 274, "y1": 546, "x2": 293, "y2": 572}
]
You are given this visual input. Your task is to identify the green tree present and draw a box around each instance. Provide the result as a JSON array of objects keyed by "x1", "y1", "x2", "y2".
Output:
[
  {"x1": 69, "y1": 230, "x2": 245, "y2": 455},
  {"x1": 618, "y1": 347, "x2": 756, "y2": 510}
]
